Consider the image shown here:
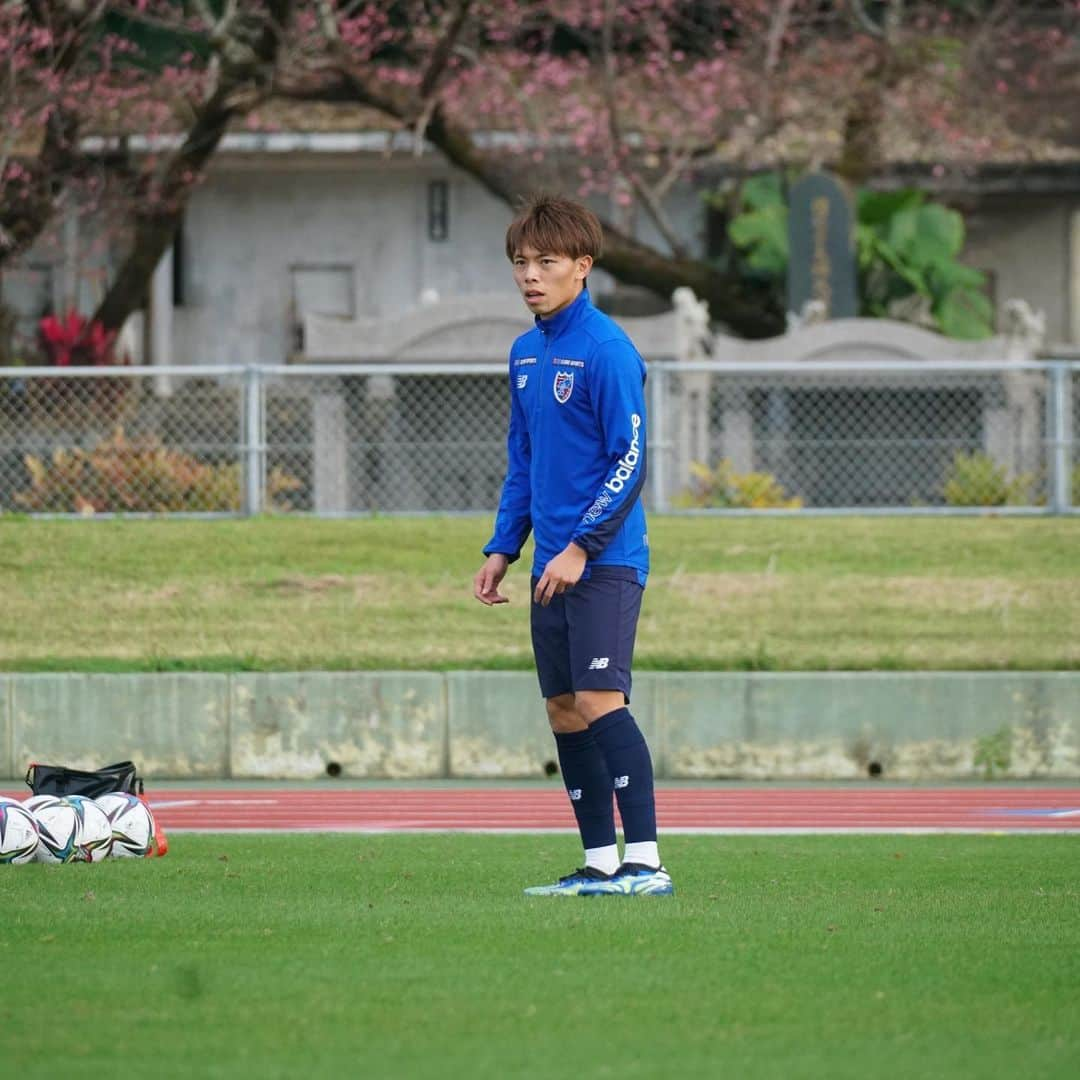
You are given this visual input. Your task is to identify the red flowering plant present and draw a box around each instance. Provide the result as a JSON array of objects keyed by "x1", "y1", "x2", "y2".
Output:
[
  {"x1": 33, "y1": 310, "x2": 131, "y2": 424},
  {"x1": 38, "y1": 310, "x2": 120, "y2": 367}
]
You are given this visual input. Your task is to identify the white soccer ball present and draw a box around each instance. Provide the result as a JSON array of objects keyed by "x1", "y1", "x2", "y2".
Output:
[
  {"x1": 23, "y1": 794, "x2": 62, "y2": 814},
  {"x1": 0, "y1": 801, "x2": 40, "y2": 864},
  {"x1": 33, "y1": 800, "x2": 86, "y2": 864},
  {"x1": 63, "y1": 796, "x2": 113, "y2": 862},
  {"x1": 95, "y1": 793, "x2": 155, "y2": 858}
]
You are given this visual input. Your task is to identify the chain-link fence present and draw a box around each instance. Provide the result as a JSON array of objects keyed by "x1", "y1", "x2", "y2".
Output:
[
  {"x1": 0, "y1": 367, "x2": 248, "y2": 515},
  {"x1": 0, "y1": 360, "x2": 1076, "y2": 516}
]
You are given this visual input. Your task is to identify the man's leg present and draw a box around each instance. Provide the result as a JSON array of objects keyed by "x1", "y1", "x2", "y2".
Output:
[
  {"x1": 523, "y1": 581, "x2": 618, "y2": 895},
  {"x1": 566, "y1": 573, "x2": 672, "y2": 895},
  {"x1": 547, "y1": 695, "x2": 619, "y2": 876},
  {"x1": 576, "y1": 691, "x2": 659, "y2": 871}
]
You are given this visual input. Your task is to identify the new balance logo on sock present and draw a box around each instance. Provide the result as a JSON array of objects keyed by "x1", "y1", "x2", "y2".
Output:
[
  {"x1": 568, "y1": 788, "x2": 582, "y2": 800},
  {"x1": 588, "y1": 657, "x2": 610, "y2": 670},
  {"x1": 614, "y1": 775, "x2": 630, "y2": 789}
]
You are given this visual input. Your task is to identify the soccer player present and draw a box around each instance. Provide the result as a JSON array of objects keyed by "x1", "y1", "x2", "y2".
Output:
[{"x1": 473, "y1": 194, "x2": 672, "y2": 897}]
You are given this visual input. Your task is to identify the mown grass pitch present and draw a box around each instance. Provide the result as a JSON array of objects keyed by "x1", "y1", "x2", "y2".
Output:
[{"x1": 3, "y1": 834, "x2": 1078, "y2": 1079}]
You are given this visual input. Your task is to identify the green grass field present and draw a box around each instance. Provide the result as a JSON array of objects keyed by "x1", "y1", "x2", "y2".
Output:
[
  {"x1": 3, "y1": 517, "x2": 1079, "y2": 1077},
  {"x1": 3, "y1": 834, "x2": 1078, "y2": 1079},
  {"x1": 1, "y1": 515, "x2": 1078, "y2": 671}
]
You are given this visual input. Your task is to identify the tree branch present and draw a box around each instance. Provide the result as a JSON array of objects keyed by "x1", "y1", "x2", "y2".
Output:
[
  {"x1": 0, "y1": 0, "x2": 111, "y2": 266},
  {"x1": 91, "y1": 0, "x2": 296, "y2": 331},
  {"x1": 413, "y1": 0, "x2": 473, "y2": 151},
  {"x1": 847, "y1": 0, "x2": 884, "y2": 37},
  {"x1": 765, "y1": 0, "x2": 796, "y2": 73},
  {"x1": 600, "y1": 0, "x2": 688, "y2": 259}
]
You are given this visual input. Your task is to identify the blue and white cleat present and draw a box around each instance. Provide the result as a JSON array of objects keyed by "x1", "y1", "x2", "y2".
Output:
[
  {"x1": 579, "y1": 862, "x2": 675, "y2": 896},
  {"x1": 523, "y1": 866, "x2": 614, "y2": 896}
]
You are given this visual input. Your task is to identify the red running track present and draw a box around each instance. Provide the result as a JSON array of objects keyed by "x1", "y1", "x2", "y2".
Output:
[{"x1": 131, "y1": 787, "x2": 1080, "y2": 834}]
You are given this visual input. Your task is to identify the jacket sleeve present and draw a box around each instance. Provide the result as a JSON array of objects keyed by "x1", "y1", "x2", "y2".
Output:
[
  {"x1": 571, "y1": 338, "x2": 647, "y2": 559},
  {"x1": 483, "y1": 367, "x2": 532, "y2": 562}
]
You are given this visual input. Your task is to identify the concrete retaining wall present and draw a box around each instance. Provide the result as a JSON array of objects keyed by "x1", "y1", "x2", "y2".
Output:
[{"x1": 4, "y1": 671, "x2": 1078, "y2": 781}]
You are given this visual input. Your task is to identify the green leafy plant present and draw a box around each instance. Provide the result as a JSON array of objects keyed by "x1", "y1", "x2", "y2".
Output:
[
  {"x1": 725, "y1": 174, "x2": 789, "y2": 277},
  {"x1": 941, "y1": 451, "x2": 1035, "y2": 507},
  {"x1": 677, "y1": 459, "x2": 803, "y2": 509},
  {"x1": 15, "y1": 428, "x2": 301, "y2": 514},
  {"x1": 973, "y1": 725, "x2": 1013, "y2": 780},
  {"x1": 721, "y1": 175, "x2": 993, "y2": 338}
]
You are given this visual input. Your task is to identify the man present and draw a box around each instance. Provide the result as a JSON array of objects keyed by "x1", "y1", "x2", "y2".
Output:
[{"x1": 473, "y1": 194, "x2": 672, "y2": 897}]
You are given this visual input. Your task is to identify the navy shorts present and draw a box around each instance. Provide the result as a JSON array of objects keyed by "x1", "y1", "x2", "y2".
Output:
[{"x1": 530, "y1": 566, "x2": 644, "y2": 701}]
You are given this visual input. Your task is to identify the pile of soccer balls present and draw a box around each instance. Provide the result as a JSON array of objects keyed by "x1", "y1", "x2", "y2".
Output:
[{"x1": 0, "y1": 792, "x2": 156, "y2": 865}]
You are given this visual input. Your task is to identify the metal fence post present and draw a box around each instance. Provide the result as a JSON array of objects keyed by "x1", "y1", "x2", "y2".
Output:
[
  {"x1": 1047, "y1": 363, "x2": 1072, "y2": 514},
  {"x1": 242, "y1": 365, "x2": 265, "y2": 516}
]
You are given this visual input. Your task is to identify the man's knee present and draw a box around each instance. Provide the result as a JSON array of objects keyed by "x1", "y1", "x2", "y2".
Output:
[
  {"x1": 546, "y1": 694, "x2": 586, "y2": 733},
  {"x1": 574, "y1": 689, "x2": 627, "y2": 725}
]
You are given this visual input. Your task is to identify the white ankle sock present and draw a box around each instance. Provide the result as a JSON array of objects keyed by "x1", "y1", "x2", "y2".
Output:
[
  {"x1": 622, "y1": 841, "x2": 660, "y2": 869},
  {"x1": 585, "y1": 844, "x2": 621, "y2": 876}
]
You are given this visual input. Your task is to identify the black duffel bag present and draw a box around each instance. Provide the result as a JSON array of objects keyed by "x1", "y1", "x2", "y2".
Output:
[{"x1": 25, "y1": 760, "x2": 142, "y2": 798}]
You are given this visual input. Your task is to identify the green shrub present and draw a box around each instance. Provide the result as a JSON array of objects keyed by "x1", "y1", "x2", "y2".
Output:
[
  {"x1": 719, "y1": 176, "x2": 993, "y2": 339},
  {"x1": 15, "y1": 428, "x2": 301, "y2": 513},
  {"x1": 677, "y1": 459, "x2": 803, "y2": 509},
  {"x1": 941, "y1": 451, "x2": 1035, "y2": 507},
  {"x1": 973, "y1": 726, "x2": 1013, "y2": 780}
]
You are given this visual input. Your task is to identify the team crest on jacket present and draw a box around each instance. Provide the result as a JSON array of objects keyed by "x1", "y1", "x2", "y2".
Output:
[{"x1": 553, "y1": 371, "x2": 574, "y2": 404}]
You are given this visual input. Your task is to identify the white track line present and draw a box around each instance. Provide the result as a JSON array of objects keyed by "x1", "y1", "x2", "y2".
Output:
[{"x1": 163, "y1": 825, "x2": 1080, "y2": 836}]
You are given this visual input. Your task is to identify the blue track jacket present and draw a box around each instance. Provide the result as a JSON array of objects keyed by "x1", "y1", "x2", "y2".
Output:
[{"x1": 484, "y1": 288, "x2": 649, "y2": 584}]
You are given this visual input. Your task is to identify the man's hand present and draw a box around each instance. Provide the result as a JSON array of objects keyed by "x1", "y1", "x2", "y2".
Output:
[
  {"x1": 534, "y1": 543, "x2": 587, "y2": 607},
  {"x1": 473, "y1": 554, "x2": 511, "y2": 606}
]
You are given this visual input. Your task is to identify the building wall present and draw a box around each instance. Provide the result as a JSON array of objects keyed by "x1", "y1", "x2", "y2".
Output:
[
  {"x1": 174, "y1": 158, "x2": 513, "y2": 365},
  {"x1": 3, "y1": 160, "x2": 1077, "y2": 367},
  {"x1": 963, "y1": 194, "x2": 1077, "y2": 346}
]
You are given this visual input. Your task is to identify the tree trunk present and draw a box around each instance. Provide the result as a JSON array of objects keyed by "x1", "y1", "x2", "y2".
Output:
[
  {"x1": 93, "y1": 2, "x2": 294, "y2": 333},
  {"x1": 423, "y1": 110, "x2": 784, "y2": 337},
  {"x1": 92, "y1": 106, "x2": 233, "y2": 331}
]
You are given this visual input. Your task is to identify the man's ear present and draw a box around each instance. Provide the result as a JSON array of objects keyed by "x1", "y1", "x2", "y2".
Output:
[{"x1": 576, "y1": 254, "x2": 594, "y2": 280}]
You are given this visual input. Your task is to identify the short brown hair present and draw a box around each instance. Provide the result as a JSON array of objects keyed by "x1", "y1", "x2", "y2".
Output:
[{"x1": 505, "y1": 194, "x2": 604, "y2": 262}]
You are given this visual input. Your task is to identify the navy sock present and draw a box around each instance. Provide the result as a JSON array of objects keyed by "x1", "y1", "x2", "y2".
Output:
[
  {"x1": 553, "y1": 727, "x2": 616, "y2": 851},
  {"x1": 589, "y1": 707, "x2": 657, "y2": 845}
]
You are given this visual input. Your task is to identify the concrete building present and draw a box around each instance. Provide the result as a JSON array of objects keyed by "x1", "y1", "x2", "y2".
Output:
[{"x1": 3, "y1": 129, "x2": 1078, "y2": 368}]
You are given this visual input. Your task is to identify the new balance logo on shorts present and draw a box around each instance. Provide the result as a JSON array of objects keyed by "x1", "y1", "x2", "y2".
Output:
[
  {"x1": 614, "y1": 775, "x2": 630, "y2": 789},
  {"x1": 568, "y1": 788, "x2": 582, "y2": 800},
  {"x1": 588, "y1": 657, "x2": 610, "y2": 670}
]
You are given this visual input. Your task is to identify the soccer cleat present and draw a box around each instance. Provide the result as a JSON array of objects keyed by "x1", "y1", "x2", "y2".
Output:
[
  {"x1": 578, "y1": 862, "x2": 674, "y2": 897},
  {"x1": 523, "y1": 866, "x2": 615, "y2": 896}
]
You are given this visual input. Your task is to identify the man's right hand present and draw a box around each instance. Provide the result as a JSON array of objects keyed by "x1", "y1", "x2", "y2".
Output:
[{"x1": 473, "y1": 554, "x2": 511, "y2": 606}]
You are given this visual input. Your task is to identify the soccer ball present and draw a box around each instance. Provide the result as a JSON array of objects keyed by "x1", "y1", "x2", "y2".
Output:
[
  {"x1": 64, "y1": 796, "x2": 113, "y2": 862},
  {"x1": 23, "y1": 794, "x2": 62, "y2": 814},
  {"x1": 95, "y1": 793, "x2": 155, "y2": 858},
  {"x1": 0, "y1": 801, "x2": 40, "y2": 864},
  {"x1": 32, "y1": 800, "x2": 85, "y2": 864}
]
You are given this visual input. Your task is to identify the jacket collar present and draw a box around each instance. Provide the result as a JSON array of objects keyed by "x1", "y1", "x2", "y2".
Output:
[{"x1": 535, "y1": 286, "x2": 591, "y2": 338}]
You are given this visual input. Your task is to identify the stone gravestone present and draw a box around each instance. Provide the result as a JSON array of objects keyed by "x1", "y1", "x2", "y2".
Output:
[{"x1": 787, "y1": 172, "x2": 858, "y2": 320}]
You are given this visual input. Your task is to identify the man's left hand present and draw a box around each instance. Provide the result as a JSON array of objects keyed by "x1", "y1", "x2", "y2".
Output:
[{"x1": 534, "y1": 543, "x2": 587, "y2": 606}]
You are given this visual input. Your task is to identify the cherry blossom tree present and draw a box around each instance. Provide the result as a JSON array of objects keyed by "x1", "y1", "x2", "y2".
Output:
[
  {"x1": 1, "y1": 0, "x2": 293, "y2": 343},
  {"x1": 1, "y1": 0, "x2": 132, "y2": 268},
  {"x1": 280, "y1": 0, "x2": 1078, "y2": 335},
  {"x1": 5, "y1": 2, "x2": 1077, "y2": 346}
]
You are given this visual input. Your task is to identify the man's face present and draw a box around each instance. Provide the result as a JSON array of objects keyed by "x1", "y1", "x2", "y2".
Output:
[{"x1": 511, "y1": 245, "x2": 593, "y2": 318}]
